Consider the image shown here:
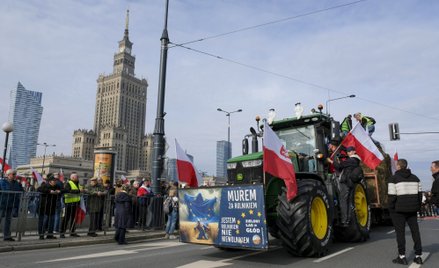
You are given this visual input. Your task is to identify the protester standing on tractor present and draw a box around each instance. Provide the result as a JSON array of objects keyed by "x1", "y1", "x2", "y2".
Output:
[
  {"x1": 331, "y1": 146, "x2": 362, "y2": 227},
  {"x1": 354, "y1": 112, "x2": 376, "y2": 136}
]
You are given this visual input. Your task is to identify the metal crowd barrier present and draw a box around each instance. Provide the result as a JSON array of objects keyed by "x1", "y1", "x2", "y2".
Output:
[{"x1": 0, "y1": 190, "x2": 165, "y2": 241}]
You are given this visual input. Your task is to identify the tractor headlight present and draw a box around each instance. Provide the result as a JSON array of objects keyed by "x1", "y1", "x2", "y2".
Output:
[
  {"x1": 242, "y1": 160, "x2": 262, "y2": 168},
  {"x1": 227, "y1": 163, "x2": 237, "y2": 169}
]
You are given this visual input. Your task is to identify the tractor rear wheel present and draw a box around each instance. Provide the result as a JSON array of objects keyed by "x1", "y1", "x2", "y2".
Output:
[
  {"x1": 276, "y1": 179, "x2": 333, "y2": 257},
  {"x1": 334, "y1": 182, "x2": 371, "y2": 242}
]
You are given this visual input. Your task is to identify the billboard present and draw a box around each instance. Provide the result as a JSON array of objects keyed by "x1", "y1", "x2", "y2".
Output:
[
  {"x1": 93, "y1": 150, "x2": 116, "y2": 184},
  {"x1": 178, "y1": 184, "x2": 268, "y2": 250}
]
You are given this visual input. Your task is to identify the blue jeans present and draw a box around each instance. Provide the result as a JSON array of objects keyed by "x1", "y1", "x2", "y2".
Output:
[
  {"x1": 367, "y1": 125, "x2": 375, "y2": 136},
  {"x1": 165, "y1": 210, "x2": 178, "y2": 234},
  {"x1": 54, "y1": 204, "x2": 62, "y2": 232},
  {"x1": 0, "y1": 207, "x2": 13, "y2": 239}
]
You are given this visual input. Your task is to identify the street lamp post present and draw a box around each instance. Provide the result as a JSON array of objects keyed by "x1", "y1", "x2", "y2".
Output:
[
  {"x1": 217, "y1": 108, "x2": 242, "y2": 159},
  {"x1": 1, "y1": 122, "x2": 13, "y2": 178},
  {"x1": 151, "y1": 0, "x2": 170, "y2": 194},
  {"x1": 37, "y1": 142, "x2": 56, "y2": 174},
  {"x1": 325, "y1": 94, "x2": 356, "y2": 115}
]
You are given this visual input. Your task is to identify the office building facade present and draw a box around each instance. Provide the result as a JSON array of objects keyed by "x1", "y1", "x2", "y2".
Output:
[
  {"x1": 8, "y1": 82, "x2": 43, "y2": 168},
  {"x1": 216, "y1": 140, "x2": 231, "y2": 179},
  {"x1": 72, "y1": 11, "x2": 148, "y2": 173}
]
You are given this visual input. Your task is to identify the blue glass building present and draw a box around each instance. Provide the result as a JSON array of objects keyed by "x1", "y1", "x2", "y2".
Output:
[
  {"x1": 8, "y1": 82, "x2": 43, "y2": 168},
  {"x1": 216, "y1": 140, "x2": 231, "y2": 179}
]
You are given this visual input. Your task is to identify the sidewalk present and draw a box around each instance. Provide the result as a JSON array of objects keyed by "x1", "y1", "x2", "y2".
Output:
[{"x1": 0, "y1": 229, "x2": 166, "y2": 253}]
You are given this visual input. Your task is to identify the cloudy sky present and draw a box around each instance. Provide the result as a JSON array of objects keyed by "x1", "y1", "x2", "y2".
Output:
[{"x1": 1, "y1": 0, "x2": 438, "y2": 189}]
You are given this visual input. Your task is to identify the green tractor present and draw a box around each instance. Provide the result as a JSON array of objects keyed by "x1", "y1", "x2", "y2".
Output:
[{"x1": 226, "y1": 111, "x2": 388, "y2": 257}]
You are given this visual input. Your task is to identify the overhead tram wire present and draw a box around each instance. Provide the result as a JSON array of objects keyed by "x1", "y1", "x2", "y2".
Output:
[
  {"x1": 169, "y1": 0, "x2": 369, "y2": 48},
  {"x1": 171, "y1": 42, "x2": 439, "y2": 122}
]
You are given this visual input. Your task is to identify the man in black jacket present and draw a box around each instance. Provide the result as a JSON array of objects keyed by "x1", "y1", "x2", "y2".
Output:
[
  {"x1": 388, "y1": 159, "x2": 423, "y2": 265},
  {"x1": 430, "y1": 160, "x2": 439, "y2": 215},
  {"x1": 331, "y1": 146, "x2": 361, "y2": 227}
]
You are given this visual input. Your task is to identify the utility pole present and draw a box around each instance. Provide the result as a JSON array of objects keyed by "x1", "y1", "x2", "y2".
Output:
[{"x1": 151, "y1": 0, "x2": 170, "y2": 194}]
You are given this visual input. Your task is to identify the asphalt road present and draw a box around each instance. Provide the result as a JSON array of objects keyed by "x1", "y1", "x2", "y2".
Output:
[{"x1": 1, "y1": 218, "x2": 438, "y2": 268}]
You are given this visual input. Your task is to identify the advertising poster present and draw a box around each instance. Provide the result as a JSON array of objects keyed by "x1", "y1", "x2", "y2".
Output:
[
  {"x1": 178, "y1": 184, "x2": 268, "y2": 250},
  {"x1": 93, "y1": 151, "x2": 116, "y2": 184}
]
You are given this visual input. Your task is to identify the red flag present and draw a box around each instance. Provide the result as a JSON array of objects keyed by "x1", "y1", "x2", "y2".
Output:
[
  {"x1": 175, "y1": 139, "x2": 202, "y2": 187},
  {"x1": 75, "y1": 196, "x2": 86, "y2": 225},
  {"x1": 263, "y1": 121, "x2": 297, "y2": 201},
  {"x1": 342, "y1": 123, "x2": 384, "y2": 170},
  {"x1": 121, "y1": 175, "x2": 130, "y2": 184},
  {"x1": 31, "y1": 167, "x2": 44, "y2": 185},
  {"x1": 59, "y1": 168, "x2": 65, "y2": 183},
  {"x1": 0, "y1": 157, "x2": 11, "y2": 173}
]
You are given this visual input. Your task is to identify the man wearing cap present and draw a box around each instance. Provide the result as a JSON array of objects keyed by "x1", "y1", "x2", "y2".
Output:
[
  {"x1": 85, "y1": 177, "x2": 107, "y2": 236},
  {"x1": 37, "y1": 174, "x2": 61, "y2": 239},
  {"x1": 326, "y1": 139, "x2": 346, "y2": 174},
  {"x1": 0, "y1": 169, "x2": 24, "y2": 241},
  {"x1": 332, "y1": 146, "x2": 361, "y2": 227},
  {"x1": 60, "y1": 172, "x2": 83, "y2": 238}
]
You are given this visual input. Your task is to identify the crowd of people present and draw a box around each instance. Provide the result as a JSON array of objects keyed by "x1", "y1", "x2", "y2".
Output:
[{"x1": 0, "y1": 170, "x2": 179, "y2": 244}]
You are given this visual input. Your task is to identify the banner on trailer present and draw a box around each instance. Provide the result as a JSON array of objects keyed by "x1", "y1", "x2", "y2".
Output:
[{"x1": 178, "y1": 184, "x2": 268, "y2": 250}]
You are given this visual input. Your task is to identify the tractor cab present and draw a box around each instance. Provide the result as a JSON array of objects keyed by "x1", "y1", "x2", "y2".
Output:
[{"x1": 227, "y1": 112, "x2": 339, "y2": 185}]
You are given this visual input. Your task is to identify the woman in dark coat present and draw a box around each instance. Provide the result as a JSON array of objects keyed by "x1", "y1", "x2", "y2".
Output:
[{"x1": 114, "y1": 184, "x2": 132, "y2": 245}]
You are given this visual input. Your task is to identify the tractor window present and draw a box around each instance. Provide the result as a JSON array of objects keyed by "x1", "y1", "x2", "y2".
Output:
[{"x1": 276, "y1": 125, "x2": 316, "y2": 159}]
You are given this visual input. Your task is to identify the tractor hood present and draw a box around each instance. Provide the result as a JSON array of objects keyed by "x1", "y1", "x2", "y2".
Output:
[{"x1": 227, "y1": 152, "x2": 263, "y2": 163}]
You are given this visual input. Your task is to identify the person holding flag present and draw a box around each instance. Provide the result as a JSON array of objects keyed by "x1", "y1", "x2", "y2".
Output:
[{"x1": 332, "y1": 146, "x2": 362, "y2": 227}]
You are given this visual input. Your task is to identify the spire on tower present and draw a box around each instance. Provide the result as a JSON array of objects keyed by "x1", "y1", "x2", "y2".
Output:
[{"x1": 124, "y1": 9, "x2": 129, "y2": 37}]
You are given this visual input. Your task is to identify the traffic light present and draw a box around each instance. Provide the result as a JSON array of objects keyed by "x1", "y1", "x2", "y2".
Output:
[{"x1": 389, "y1": 123, "x2": 400, "y2": 141}]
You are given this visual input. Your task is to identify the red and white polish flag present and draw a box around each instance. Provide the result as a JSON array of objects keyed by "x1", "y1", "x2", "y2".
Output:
[
  {"x1": 175, "y1": 139, "x2": 202, "y2": 187},
  {"x1": 0, "y1": 157, "x2": 11, "y2": 173},
  {"x1": 342, "y1": 123, "x2": 384, "y2": 170},
  {"x1": 263, "y1": 121, "x2": 297, "y2": 201},
  {"x1": 59, "y1": 168, "x2": 65, "y2": 183},
  {"x1": 75, "y1": 196, "x2": 86, "y2": 225},
  {"x1": 31, "y1": 167, "x2": 44, "y2": 185}
]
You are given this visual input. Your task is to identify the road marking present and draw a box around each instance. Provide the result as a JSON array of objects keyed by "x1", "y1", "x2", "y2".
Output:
[
  {"x1": 177, "y1": 246, "x2": 281, "y2": 268},
  {"x1": 408, "y1": 252, "x2": 430, "y2": 268},
  {"x1": 176, "y1": 260, "x2": 232, "y2": 268},
  {"x1": 36, "y1": 250, "x2": 137, "y2": 263},
  {"x1": 387, "y1": 230, "x2": 395, "y2": 234},
  {"x1": 36, "y1": 241, "x2": 183, "y2": 263},
  {"x1": 200, "y1": 246, "x2": 215, "y2": 250},
  {"x1": 313, "y1": 247, "x2": 354, "y2": 263},
  {"x1": 124, "y1": 240, "x2": 180, "y2": 249}
]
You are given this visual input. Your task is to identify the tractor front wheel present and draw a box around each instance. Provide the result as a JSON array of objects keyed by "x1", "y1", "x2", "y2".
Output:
[{"x1": 276, "y1": 179, "x2": 333, "y2": 257}]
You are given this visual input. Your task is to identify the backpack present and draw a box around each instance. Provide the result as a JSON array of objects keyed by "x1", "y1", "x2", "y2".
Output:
[
  {"x1": 163, "y1": 196, "x2": 173, "y2": 214},
  {"x1": 349, "y1": 166, "x2": 364, "y2": 183}
]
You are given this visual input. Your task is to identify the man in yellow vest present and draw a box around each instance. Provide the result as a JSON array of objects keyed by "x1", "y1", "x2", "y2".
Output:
[
  {"x1": 354, "y1": 112, "x2": 376, "y2": 136},
  {"x1": 340, "y1": 114, "x2": 352, "y2": 137},
  {"x1": 60, "y1": 173, "x2": 83, "y2": 238}
]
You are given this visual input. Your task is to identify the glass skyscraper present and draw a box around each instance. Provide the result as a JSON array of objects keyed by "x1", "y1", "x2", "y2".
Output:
[
  {"x1": 8, "y1": 82, "x2": 43, "y2": 168},
  {"x1": 216, "y1": 140, "x2": 231, "y2": 179}
]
